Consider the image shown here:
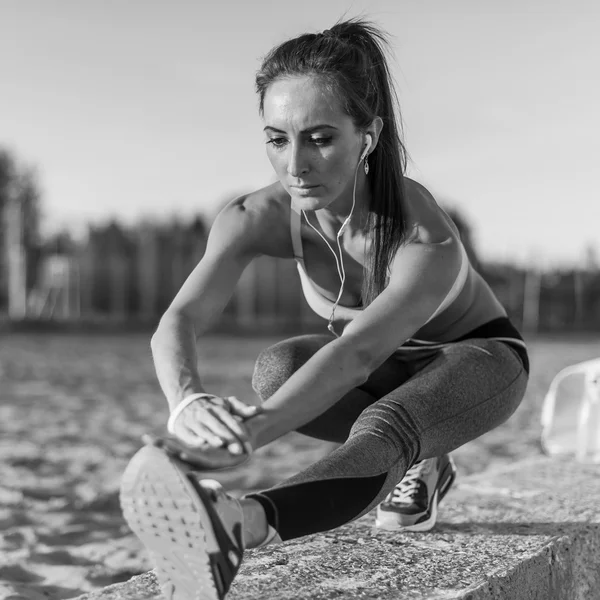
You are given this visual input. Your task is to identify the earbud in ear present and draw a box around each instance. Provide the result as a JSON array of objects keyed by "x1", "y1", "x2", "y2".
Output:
[{"x1": 360, "y1": 134, "x2": 372, "y2": 161}]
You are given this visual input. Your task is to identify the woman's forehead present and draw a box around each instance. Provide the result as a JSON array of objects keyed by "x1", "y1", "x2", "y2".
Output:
[{"x1": 263, "y1": 76, "x2": 351, "y2": 130}]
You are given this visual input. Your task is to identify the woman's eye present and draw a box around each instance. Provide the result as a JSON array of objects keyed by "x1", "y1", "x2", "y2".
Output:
[
  {"x1": 266, "y1": 138, "x2": 287, "y2": 148},
  {"x1": 311, "y1": 137, "x2": 332, "y2": 146},
  {"x1": 265, "y1": 136, "x2": 332, "y2": 149}
]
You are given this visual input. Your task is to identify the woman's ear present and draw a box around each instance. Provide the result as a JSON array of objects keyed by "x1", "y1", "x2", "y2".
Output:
[{"x1": 366, "y1": 116, "x2": 384, "y2": 153}]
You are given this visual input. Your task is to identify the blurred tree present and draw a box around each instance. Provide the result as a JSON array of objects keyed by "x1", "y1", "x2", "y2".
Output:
[
  {"x1": 43, "y1": 229, "x2": 78, "y2": 255},
  {"x1": 583, "y1": 243, "x2": 599, "y2": 271},
  {"x1": 0, "y1": 147, "x2": 43, "y2": 308}
]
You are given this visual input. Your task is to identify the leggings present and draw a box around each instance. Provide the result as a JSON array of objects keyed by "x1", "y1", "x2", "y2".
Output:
[{"x1": 244, "y1": 331, "x2": 529, "y2": 541}]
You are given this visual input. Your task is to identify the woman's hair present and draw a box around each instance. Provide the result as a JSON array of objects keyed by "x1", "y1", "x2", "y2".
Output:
[{"x1": 255, "y1": 17, "x2": 409, "y2": 305}]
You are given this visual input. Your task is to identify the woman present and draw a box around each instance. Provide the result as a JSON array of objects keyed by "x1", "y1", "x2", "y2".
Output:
[{"x1": 120, "y1": 18, "x2": 529, "y2": 600}]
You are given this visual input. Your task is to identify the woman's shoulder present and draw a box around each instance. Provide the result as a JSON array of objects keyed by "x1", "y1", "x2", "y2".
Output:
[
  {"x1": 213, "y1": 182, "x2": 293, "y2": 258},
  {"x1": 402, "y1": 177, "x2": 461, "y2": 247},
  {"x1": 388, "y1": 178, "x2": 465, "y2": 280}
]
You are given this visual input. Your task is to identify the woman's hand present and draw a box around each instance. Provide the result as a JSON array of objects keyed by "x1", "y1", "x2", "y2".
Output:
[{"x1": 168, "y1": 394, "x2": 261, "y2": 455}]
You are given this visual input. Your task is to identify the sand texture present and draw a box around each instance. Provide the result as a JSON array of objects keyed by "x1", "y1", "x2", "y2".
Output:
[{"x1": 0, "y1": 332, "x2": 598, "y2": 599}]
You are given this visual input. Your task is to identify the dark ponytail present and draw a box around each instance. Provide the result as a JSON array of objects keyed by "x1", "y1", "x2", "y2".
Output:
[{"x1": 256, "y1": 18, "x2": 409, "y2": 305}]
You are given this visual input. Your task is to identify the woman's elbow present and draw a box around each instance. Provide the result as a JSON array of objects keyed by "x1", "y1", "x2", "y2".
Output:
[
  {"x1": 340, "y1": 337, "x2": 395, "y2": 381},
  {"x1": 151, "y1": 311, "x2": 188, "y2": 347},
  {"x1": 335, "y1": 338, "x2": 378, "y2": 385},
  {"x1": 150, "y1": 322, "x2": 166, "y2": 353}
]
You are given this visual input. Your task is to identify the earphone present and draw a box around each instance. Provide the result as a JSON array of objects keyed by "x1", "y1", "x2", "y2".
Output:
[
  {"x1": 360, "y1": 134, "x2": 372, "y2": 162},
  {"x1": 302, "y1": 133, "x2": 373, "y2": 337}
]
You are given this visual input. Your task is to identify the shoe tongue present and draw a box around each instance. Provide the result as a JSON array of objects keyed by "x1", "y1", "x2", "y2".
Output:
[
  {"x1": 391, "y1": 478, "x2": 424, "y2": 504},
  {"x1": 204, "y1": 483, "x2": 242, "y2": 525},
  {"x1": 188, "y1": 476, "x2": 245, "y2": 549}
]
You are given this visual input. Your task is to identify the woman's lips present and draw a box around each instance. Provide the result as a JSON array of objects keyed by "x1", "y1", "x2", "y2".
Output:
[{"x1": 291, "y1": 184, "x2": 321, "y2": 195}]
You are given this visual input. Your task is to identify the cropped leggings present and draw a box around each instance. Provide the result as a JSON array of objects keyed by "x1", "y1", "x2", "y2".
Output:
[{"x1": 245, "y1": 330, "x2": 529, "y2": 541}]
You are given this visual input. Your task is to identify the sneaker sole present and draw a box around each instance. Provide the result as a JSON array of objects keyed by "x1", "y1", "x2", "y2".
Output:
[
  {"x1": 119, "y1": 445, "x2": 227, "y2": 600},
  {"x1": 375, "y1": 456, "x2": 458, "y2": 532},
  {"x1": 375, "y1": 489, "x2": 439, "y2": 532}
]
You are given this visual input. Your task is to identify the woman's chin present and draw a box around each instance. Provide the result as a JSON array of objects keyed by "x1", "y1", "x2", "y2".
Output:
[{"x1": 288, "y1": 188, "x2": 329, "y2": 210}]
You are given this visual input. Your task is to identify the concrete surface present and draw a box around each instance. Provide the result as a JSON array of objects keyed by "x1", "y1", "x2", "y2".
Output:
[{"x1": 73, "y1": 456, "x2": 600, "y2": 600}]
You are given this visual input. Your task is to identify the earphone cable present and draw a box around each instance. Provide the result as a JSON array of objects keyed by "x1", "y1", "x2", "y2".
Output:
[{"x1": 301, "y1": 159, "x2": 361, "y2": 336}]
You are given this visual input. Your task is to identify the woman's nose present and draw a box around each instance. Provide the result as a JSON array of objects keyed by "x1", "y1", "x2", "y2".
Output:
[{"x1": 287, "y1": 144, "x2": 309, "y2": 177}]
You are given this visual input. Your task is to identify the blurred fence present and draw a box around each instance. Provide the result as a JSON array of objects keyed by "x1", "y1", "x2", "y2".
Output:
[
  {"x1": 2, "y1": 213, "x2": 600, "y2": 334},
  {"x1": 481, "y1": 265, "x2": 600, "y2": 334},
  {"x1": 2, "y1": 218, "x2": 323, "y2": 332},
  {"x1": 21, "y1": 249, "x2": 323, "y2": 331}
]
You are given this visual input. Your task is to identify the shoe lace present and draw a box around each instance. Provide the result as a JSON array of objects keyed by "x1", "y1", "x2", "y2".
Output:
[{"x1": 389, "y1": 459, "x2": 432, "y2": 505}]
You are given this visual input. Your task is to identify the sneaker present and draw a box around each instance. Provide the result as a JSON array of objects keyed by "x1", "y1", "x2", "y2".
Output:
[
  {"x1": 119, "y1": 444, "x2": 245, "y2": 600},
  {"x1": 375, "y1": 454, "x2": 457, "y2": 532}
]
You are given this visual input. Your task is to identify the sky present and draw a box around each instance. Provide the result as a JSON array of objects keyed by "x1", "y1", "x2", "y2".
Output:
[{"x1": 1, "y1": 0, "x2": 598, "y2": 267}]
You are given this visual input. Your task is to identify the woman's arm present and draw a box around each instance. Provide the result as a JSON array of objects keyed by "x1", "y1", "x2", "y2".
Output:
[
  {"x1": 246, "y1": 236, "x2": 462, "y2": 449},
  {"x1": 151, "y1": 199, "x2": 256, "y2": 408},
  {"x1": 149, "y1": 311, "x2": 209, "y2": 412}
]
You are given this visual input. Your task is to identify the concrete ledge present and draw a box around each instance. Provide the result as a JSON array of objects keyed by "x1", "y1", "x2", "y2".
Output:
[{"x1": 73, "y1": 456, "x2": 600, "y2": 600}]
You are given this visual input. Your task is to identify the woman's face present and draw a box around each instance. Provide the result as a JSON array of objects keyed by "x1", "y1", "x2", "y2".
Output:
[{"x1": 262, "y1": 75, "x2": 366, "y2": 211}]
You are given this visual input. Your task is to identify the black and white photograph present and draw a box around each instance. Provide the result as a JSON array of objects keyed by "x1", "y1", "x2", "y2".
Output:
[{"x1": 1, "y1": 1, "x2": 599, "y2": 599}]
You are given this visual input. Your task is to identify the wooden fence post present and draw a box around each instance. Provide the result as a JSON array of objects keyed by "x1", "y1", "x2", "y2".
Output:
[
  {"x1": 5, "y1": 198, "x2": 27, "y2": 319},
  {"x1": 508, "y1": 269, "x2": 520, "y2": 320},
  {"x1": 574, "y1": 269, "x2": 584, "y2": 329},
  {"x1": 171, "y1": 225, "x2": 186, "y2": 299},
  {"x1": 70, "y1": 257, "x2": 81, "y2": 319},
  {"x1": 77, "y1": 247, "x2": 94, "y2": 319},
  {"x1": 108, "y1": 250, "x2": 128, "y2": 319},
  {"x1": 137, "y1": 225, "x2": 159, "y2": 320},
  {"x1": 522, "y1": 267, "x2": 541, "y2": 334}
]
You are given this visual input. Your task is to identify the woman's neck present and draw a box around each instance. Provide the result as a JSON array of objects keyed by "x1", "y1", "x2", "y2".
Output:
[{"x1": 315, "y1": 174, "x2": 371, "y2": 236}]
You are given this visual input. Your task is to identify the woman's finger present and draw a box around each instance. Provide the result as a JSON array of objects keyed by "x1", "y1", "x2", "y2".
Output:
[
  {"x1": 206, "y1": 405, "x2": 253, "y2": 454},
  {"x1": 204, "y1": 406, "x2": 251, "y2": 454},
  {"x1": 225, "y1": 396, "x2": 262, "y2": 419},
  {"x1": 208, "y1": 404, "x2": 249, "y2": 440},
  {"x1": 170, "y1": 397, "x2": 254, "y2": 454},
  {"x1": 177, "y1": 404, "x2": 228, "y2": 445},
  {"x1": 186, "y1": 405, "x2": 240, "y2": 447},
  {"x1": 175, "y1": 421, "x2": 224, "y2": 448},
  {"x1": 182, "y1": 402, "x2": 233, "y2": 441}
]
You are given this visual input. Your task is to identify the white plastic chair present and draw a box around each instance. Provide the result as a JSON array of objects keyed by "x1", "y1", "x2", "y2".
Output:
[{"x1": 541, "y1": 357, "x2": 600, "y2": 462}]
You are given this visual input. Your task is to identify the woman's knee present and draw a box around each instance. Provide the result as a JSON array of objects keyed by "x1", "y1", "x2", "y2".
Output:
[
  {"x1": 462, "y1": 339, "x2": 528, "y2": 415},
  {"x1": 252, "y1": 334, "x2": 331, "y2": 401},
  {"x1": 346, "y1": 404, "x2": 422, "y2": 473},
  {"x1": 454, "y1": 338, "x2": 527, "y2": 379}
]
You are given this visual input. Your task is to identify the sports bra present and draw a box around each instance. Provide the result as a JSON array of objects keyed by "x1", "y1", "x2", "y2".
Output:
[
  {"x1": 290, "y1": 199, "x2": 469, "y2": 325},
  {"x1": 289, "y1": 199, "x2": 529, "y2": 365}
]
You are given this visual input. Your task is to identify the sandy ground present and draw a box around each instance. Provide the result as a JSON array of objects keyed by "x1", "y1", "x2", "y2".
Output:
[{"x1": 0, "y1": 332, "x2": 598, "y2": 600}]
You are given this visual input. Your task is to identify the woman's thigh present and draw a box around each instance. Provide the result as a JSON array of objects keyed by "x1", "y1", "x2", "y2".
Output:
[
  {"x1": 252, "y1": 333, "x2": 424, "y2": 443},
  {"x1": 350, "y1": 338, "x2": 529, "y2": 463}
]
